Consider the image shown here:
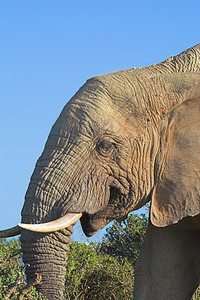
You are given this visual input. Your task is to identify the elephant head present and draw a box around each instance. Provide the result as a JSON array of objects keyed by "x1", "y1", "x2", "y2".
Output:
[{"x1": 1, "y1": 44, "x2": 200, "y2": 299}]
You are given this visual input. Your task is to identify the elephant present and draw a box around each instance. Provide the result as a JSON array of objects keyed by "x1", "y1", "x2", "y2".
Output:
[{"x1": 1, "y1": 43, "x2": 200, "y2": 300}]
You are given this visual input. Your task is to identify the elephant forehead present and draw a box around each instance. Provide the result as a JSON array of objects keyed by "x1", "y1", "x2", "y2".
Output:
[{"x1": 52, "y1": 88, "x2": 136, "y2": 140}]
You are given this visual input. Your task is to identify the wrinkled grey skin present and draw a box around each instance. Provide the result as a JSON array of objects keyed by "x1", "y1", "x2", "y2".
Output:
[{"x1": 21, "y1": 44, "x2": 200, "y2": 299}]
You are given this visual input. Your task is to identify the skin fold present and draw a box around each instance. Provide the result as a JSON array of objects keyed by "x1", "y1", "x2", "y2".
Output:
[{"x1": 17, "y1": 44, "x2": 200, "y2": 299}]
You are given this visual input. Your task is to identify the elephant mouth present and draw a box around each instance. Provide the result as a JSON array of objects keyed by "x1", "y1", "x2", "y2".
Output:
[
  {"x1": 80, "y1": 186, "x2": 126, "y2": 237},
  {"x1": 1, "y1": 184, "x2": 128, "y2": 238}
]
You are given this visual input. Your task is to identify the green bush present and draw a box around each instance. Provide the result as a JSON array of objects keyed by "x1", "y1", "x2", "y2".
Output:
[
  {"x1": 65, "y1": 242, "x2": 134, "y2": 300},
  {"x1": 0, "y1": 238, "x2": 46, "y2": 299},
  {"x1": 0, "y1": 238, "x2": 23, "y2": 299},
  {"x1": 100, "y1": 214, "x2": 148, "y2": 265},
  {"x1": 193, "y1": 288, "x2": 200, "y2": 300}
]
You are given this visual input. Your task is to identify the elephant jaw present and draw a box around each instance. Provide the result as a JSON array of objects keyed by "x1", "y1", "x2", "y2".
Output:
[
  {"x1": 80, "y1": 184, "x2": 131, "y2": 237},
  {"x1": 80, "y1": 212, "x2": 129, "y2": 237}
]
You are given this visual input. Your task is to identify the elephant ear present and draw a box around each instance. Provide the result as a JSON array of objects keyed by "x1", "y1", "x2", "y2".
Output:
[{"x1": 151, "y1": 97, "x2": 200, "y2": 227}]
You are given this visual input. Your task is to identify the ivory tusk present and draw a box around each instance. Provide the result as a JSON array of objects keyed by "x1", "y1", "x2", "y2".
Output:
[
  {"x1": 0, "y1": 225, "x2": 21, "y2": 238},
  {"x1": 18, "y1": 213, "x2": 82, "y2": 233}
]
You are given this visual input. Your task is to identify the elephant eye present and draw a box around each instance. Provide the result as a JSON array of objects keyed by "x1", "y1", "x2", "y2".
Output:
[{"x1": 96, "y1": 140, "x2": 114, "y2": 157}]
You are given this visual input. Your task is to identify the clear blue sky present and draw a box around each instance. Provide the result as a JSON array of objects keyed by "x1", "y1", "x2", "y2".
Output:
[{"x1": 0, "y1": 0, "x2": 199, "y2": 243}]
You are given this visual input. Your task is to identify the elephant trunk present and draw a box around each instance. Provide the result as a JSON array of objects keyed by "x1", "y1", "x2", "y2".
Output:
[
  {"x1": 20, "y1": 160, "x2": 75, "y2": 299},
  {"x1": 20, "y1": 228, "x2": 72, "y2": 299}
]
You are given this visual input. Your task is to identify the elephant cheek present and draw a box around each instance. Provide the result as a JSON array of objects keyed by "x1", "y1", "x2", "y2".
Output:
[{"x1": 20, "y1": 227, "x2": 72, "y2": 300}]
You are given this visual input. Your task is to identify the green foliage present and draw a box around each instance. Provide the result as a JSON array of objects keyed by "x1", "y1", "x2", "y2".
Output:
[
  {"x1": 65, "y1": 242, "x2": 134, "y2": 299},
  {"x1": 0, "y1": 238, "x2": 46, "y2": 299},
  {"x1": 193, "y1": 288, "x2": 200, "y2": 300},
  {"x1": 0, "y1": 238, "x2": 23, "y2": 299},
  {"x1": 100, "y1": 213, "x2": 148, "y2": 265},
  {"x1": 64, "y1": 214, "x2": 148, "y2": 299}
]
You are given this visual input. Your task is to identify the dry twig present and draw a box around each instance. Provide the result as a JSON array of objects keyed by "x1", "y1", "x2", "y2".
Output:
[{"x1": 18, "y1": 273, "x2": 42, "y2": 300}]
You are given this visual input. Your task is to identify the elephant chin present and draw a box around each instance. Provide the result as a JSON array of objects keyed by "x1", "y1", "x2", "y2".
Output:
[
  {"x1": 80, "y1": 184, "x2": 131, "y2": 236},
  {"x1": 80, "y1": 214, "x2": 107, "y2": 237},
  {"x1": 80, "y1": 186, "x2": 124, "y2": 236}
]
